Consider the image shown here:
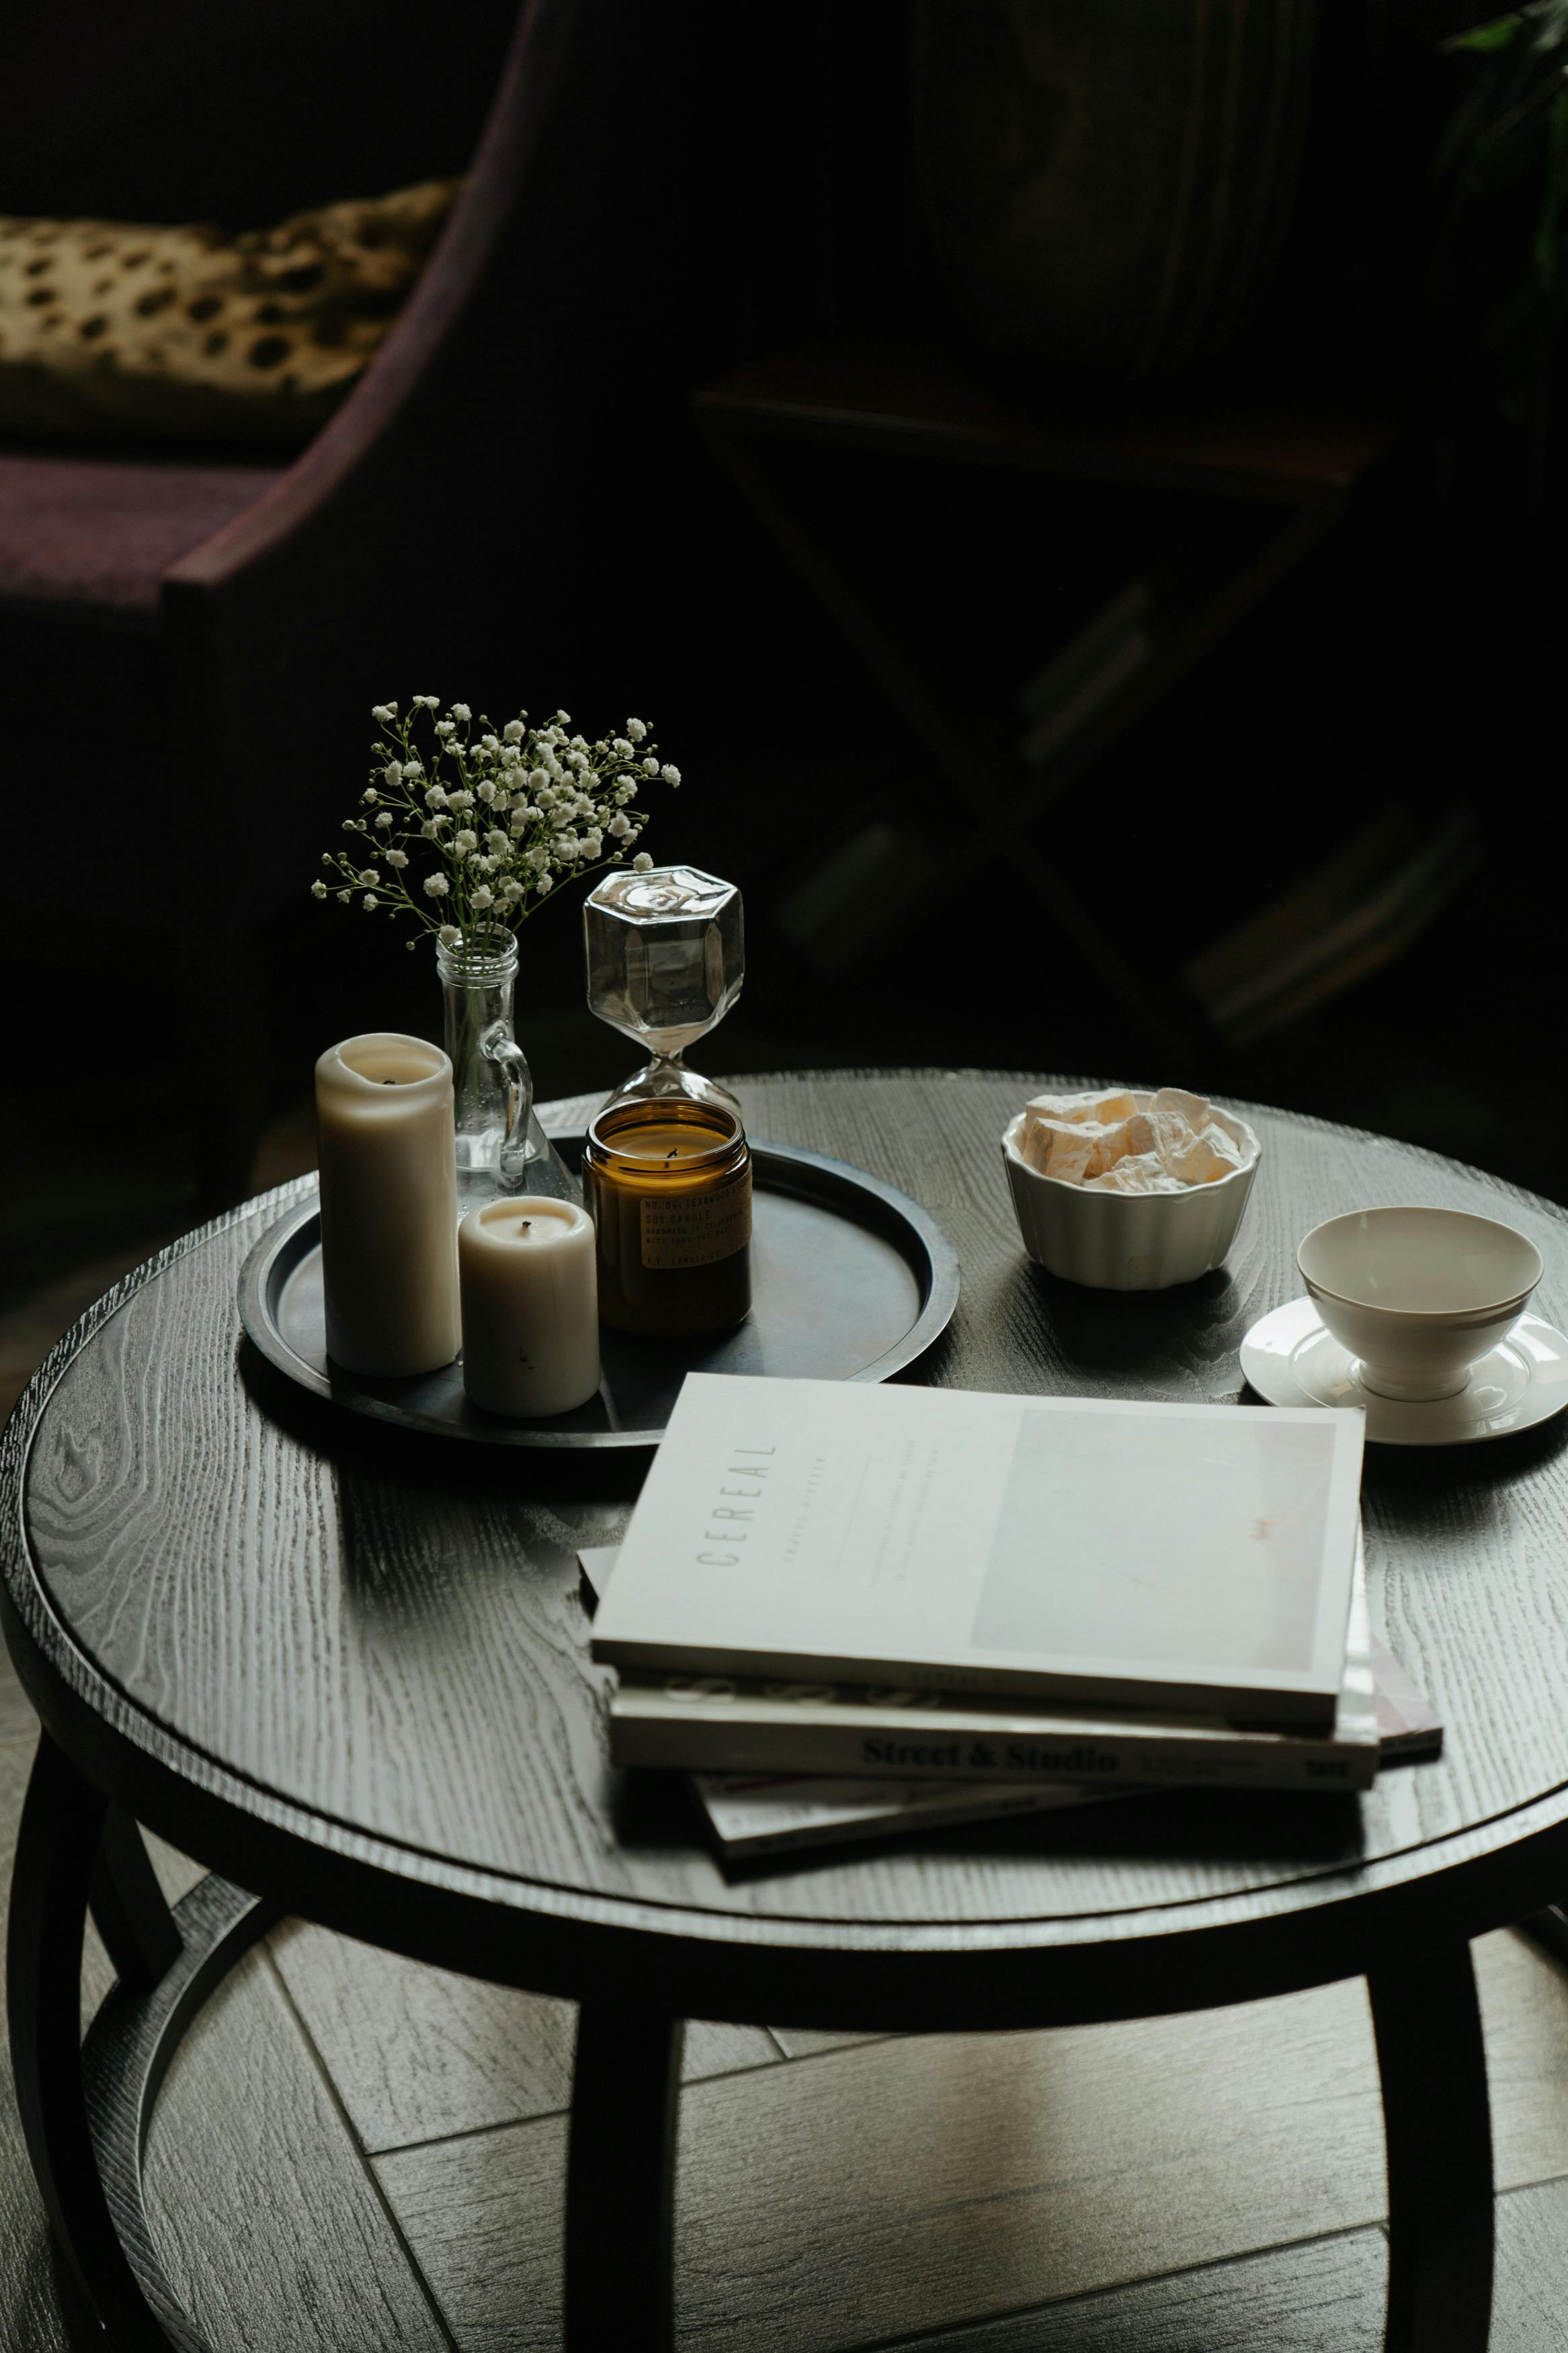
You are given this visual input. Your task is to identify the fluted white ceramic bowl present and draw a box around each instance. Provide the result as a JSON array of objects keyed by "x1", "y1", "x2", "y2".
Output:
[
  {"x1": 1297, "y1": 1205, "x2": 1542, "y2": 1401},
  {"x1": 1001, "y1": 1093, "x2": 1261, "y2": 1290}
]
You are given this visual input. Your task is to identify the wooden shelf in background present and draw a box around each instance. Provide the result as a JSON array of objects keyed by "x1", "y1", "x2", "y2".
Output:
[
  {"x1": 694, "y1": 343, "x2": 1395, "y2": 506},
  {"x1": 693, "y1": 342, "x2": 1399, "y2": 1060}
]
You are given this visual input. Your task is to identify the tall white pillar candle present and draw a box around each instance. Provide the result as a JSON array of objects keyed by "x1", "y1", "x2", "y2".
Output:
[
  {"x1": 315, "y1": 1033, "x2": 460, "y2": 1376},
  {"x1": 458, "y1": 1197, "x2": 600, "y2": 1416}
]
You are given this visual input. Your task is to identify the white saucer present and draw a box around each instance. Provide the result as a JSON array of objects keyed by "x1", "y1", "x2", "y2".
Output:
[{"x1": 1239, "y1": 1298, "x2": 1568, "y2": 1446}]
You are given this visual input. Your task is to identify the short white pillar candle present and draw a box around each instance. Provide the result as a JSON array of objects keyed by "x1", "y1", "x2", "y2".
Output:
[
  {"x1": 315, "y1": 1032, "x2": 460, "y2": 1377},
  {"x1": 458, "y1": 1197, "x2": 601, "y2": 1417}
]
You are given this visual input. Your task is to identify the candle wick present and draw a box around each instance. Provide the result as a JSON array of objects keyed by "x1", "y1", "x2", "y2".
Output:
[{"x1": 665, "y1": 1148, "x2": 678, "y2": 1161}]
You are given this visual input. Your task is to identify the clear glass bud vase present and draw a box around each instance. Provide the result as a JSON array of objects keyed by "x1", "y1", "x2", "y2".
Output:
[{"x1": 435, "y1": 930, "x2": 575, "y2": 1212}]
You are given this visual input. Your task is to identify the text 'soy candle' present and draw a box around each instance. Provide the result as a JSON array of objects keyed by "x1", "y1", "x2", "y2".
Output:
[
  {"x1": 458, "y1": 1197, "x2": 600, "y2": 1415},
  {"x1": 583, "y1": 1097, "x2": 751, "y2": 1337},
  {"x1": 315, "y1": 1033, "x2": 460, "y2": 1375}
]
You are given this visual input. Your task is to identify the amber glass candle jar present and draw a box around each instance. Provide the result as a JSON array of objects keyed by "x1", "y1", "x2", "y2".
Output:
[{"x1": 584, "y1": 1098, "x2": 751, "y2": 1337}]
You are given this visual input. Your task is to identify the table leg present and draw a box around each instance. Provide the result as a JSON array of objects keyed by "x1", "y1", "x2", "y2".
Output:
[
  {"x1": 1368, "y1": 1946, "x2": 1494, "y2": 2353},
  {"x1": 1519, "y1": 1904, "x2": 1568, "y2": 1971},
  {"x1": 6, "y1": 1731, "x2": 191, "y2": 2349},
  {"x1": 89, "y1": 1802, "x2": 183, "y2": 1991},
  {"x1": 565, "y1": 2003, "x2": 684, "y2": 2352}
]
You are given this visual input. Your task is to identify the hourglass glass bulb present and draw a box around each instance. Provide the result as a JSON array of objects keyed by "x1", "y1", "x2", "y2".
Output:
[{"x1": 583, "y1": 866, "x2": 744, "y2": 1117}]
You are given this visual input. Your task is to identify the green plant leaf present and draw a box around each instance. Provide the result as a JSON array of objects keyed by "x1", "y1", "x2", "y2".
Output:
[
  {"x1": 1532, "y1": 82, "x2": 1568, "y2": 281},
  {"x1": 1444, "y1": 15, "x2": 1524, "y2": 52}
]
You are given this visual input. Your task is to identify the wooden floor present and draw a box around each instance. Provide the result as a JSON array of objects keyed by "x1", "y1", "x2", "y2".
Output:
[{"x1": 4, "y1": 1639, "x2": 1568, "y2": 2350}]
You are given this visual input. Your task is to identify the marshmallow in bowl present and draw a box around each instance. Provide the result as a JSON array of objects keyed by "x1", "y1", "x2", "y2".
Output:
[{"x1": 1018, "y1": 1086, "x2": 1251, "y2": 1194}]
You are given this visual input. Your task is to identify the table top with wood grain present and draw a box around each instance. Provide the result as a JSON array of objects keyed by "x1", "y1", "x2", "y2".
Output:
[{"x1": 7, "y1": 1070, "x2": 1568, "y2": 2032}]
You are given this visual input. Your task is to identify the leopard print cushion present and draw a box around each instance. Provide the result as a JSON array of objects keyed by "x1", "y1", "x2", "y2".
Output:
[{"x1": 0, "y1": 179, "x2": 460, "y2": 445}]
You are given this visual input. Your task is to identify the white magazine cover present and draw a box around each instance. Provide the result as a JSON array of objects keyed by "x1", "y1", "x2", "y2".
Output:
[{"x1": 589, "y1": 1375, "x2": 1366, "y2": 1725}]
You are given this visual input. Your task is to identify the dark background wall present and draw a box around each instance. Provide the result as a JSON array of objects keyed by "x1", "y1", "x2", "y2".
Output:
[{"x1": 0, "y1": 0, "x2": 1560, "y2": 1320}]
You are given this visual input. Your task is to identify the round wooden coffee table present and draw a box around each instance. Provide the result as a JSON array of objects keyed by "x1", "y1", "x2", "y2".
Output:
[{"x1": 6, "y1": 1070, "x2": 1568, "y2": 2353}]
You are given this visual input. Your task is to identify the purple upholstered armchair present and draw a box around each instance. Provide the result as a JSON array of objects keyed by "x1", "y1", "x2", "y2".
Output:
[{"x1": 0, "y1": 0, "x2": 695, "y2": 1201}]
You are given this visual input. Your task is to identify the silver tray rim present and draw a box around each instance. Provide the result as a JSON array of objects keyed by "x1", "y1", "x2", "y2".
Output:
[{"x1": 236, "y1": 1136, "x2": 960, "y2": 1451}]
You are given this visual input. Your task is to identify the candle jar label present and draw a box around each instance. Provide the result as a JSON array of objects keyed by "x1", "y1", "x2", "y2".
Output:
[{"x1": 640, "y1": 1176, "x2": 752, "y2": 1271}]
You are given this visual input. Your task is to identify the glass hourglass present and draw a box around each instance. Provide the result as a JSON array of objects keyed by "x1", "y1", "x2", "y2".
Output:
[
  {"x1": 582, "y1": 865, "x2": 744, "y2": 1116},
  {"x1": 581, "y1": 865, "x2": 751, "y2": 1334}
]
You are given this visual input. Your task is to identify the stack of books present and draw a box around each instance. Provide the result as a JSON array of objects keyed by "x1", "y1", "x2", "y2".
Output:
[{"x1": 586, "y1": 1375, "x2": 1442, "y2": 1862}]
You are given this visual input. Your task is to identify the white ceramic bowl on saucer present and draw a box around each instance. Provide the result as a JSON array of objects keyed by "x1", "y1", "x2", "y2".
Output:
[
  {"x1": 1001, "y1": 1094, "x2": 1261, "y2": 1290},
  {"x1": 1296, "y1": 1206, "x2": 1543, "y2": 1402}
]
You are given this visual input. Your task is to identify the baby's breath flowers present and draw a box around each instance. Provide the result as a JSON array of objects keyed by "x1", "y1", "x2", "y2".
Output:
[{"x1": 315, "y1": 701, "x2": 678, "y2": 945}]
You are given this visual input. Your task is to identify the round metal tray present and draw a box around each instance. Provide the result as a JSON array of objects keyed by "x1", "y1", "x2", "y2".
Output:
[{"x1": 237, "y1": 1137, "x2": 959, "y2": 1450}]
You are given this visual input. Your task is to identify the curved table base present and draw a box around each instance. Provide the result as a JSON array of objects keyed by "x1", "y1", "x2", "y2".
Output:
[
  {"x1": 5, "y1": 1735, "x2": 1498, "y2": 2353},
  {"x1": 83, "y1": 1875, "x2": 277, "y2": 2352},
  {"x1": 6, "y1": 1734, "x2": 277, "y2": 2352}
]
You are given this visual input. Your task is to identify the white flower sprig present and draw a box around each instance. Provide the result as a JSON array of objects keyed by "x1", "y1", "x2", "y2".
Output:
[{"x1": 313, "y1": 700, "x2": 680, "y2": 945}]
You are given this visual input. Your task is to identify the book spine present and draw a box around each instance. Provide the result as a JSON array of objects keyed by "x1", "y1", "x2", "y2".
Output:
[
  {"x1": 592, "y1": 1639, "x2": 1338, "y2": 1730},
  {"x1": 697, "y1": 1785, "x2": 1083, "y2": 1860},
  {"x1": 1018, "y1": 630, "x2": 1151, "y2": 769},
  {"x1": 610, "y1": 1712, "x2": 1378, "y2": 1792}
]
